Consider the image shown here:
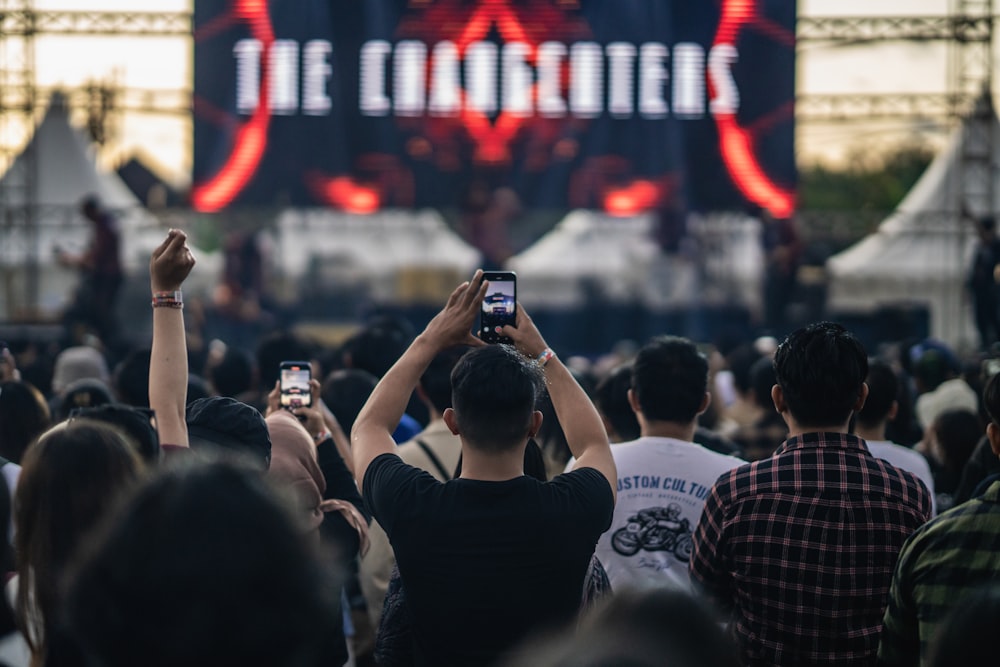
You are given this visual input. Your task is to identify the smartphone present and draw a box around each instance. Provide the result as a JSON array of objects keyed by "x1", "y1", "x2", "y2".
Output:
[
  {"x1": 279, "y1": 361, "x2": 312, "y2": 408},
  {"x1": 480, "y1": 271, "x2": 517, "y2": 344}
]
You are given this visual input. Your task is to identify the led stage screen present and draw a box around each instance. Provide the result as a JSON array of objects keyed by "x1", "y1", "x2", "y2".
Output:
[{"x1": 193, "y1": 0, "x2": 795, "y2": 216}]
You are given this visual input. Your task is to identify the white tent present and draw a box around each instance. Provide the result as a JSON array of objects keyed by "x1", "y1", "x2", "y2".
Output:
[
  {"x1": 825, "y1": 111, "x2": 999, "y2": 351},
  {"x1": 274, "y1": 208, "x2": 482, "y2": 304},
  {"x1": 0, "y1": 93, "x2": 167, "y2": 318},
  {"x1": 507, "y1": 209, "x2": 763, "y2": 314}
]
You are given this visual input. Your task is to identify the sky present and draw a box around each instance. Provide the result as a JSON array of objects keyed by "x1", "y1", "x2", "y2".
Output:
[{"x1": 16, "y1": 0, "x2": 975, "y2": 183}]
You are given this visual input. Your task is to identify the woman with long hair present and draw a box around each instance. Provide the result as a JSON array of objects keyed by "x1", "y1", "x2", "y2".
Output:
[{"x1": 13, "y1": 420, "x2": 143, "y2": 665}]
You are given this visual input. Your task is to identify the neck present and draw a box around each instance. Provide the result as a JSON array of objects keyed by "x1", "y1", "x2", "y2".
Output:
[
  {"x1": 458, "y1": 441, "x2": 526, "y2": 481},
  {"x1": 853, "y1": 422, "x2": 886, "y2": 442},
  {"x1": 640, "y1": 419, "x2": 698, "y2": 443},
  {"x1": 781, "y1": 411, "x2": 853, "y2": 439}
]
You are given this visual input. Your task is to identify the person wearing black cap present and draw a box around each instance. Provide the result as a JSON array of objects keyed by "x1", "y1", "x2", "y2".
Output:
[{"x1": 186, "y1": 396, "x2": 271, "y2": 469}]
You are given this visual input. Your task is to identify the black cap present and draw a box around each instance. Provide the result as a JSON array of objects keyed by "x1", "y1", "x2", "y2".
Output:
[
  {"x1": 186, "y1": 397, "x2": 271, "y2": 469},
  {"x1": 57, "y1": 378, "x2": 115, "y2": 421},
  {"x1": 71, "y1": 403, "x2": 160, "y2": 464}
]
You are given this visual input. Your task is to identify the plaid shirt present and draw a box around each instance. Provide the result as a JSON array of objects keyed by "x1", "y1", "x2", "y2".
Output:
[
  {"x1": 690, "y1": 432, "x2": 932, "y2": 667},
  {"x1": 878, "y1": 480, "x2": 1000, "y2": 666}
]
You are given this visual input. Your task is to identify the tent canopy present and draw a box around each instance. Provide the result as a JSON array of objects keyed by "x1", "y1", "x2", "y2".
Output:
[{"x1": 826, "y1": 109, "x2": 1000, "y2": 350}]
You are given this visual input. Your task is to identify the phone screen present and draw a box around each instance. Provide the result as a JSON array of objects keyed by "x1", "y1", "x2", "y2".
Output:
[
  {"x1": 280, "y1": 363, "x2": 312, "y2": 408},
  {"x1": 480, "y1": 272, "x2": 516, "y2": 344}
]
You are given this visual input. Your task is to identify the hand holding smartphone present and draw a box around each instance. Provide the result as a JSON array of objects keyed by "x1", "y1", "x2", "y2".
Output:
[
  {"x1": 479, "y1": 271, "x2": 517, "y2": 344},
  {"x1": 279, "y1": 361, "x2": 313, "y2": 409}
]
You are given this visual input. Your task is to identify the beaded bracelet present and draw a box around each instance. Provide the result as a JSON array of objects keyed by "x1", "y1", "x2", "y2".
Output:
[
  {"x1": 536, "y1": 348, "x2": 556, "y2": 367},
  {"x1": 151, "y1": 290, "x2": 183, "y2": 309}
]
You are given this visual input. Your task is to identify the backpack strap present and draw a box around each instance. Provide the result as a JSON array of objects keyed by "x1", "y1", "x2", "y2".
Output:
[{"x1": 415, "y1": 439, "x2": 452, "y2": 481}]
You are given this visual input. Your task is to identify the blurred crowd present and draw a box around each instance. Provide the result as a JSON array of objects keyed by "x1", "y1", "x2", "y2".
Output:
[{"x1": 0, "y1": 229, "x2": 998, "y2": 667}]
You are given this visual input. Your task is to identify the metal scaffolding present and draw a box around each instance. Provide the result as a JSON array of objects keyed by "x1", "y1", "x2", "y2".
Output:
[{"x1": 0, "y1": 5, "x2": 995, "y2": 317}]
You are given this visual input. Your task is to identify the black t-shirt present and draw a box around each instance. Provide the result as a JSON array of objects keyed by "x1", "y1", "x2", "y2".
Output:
[{"x1": 363, "y1": 453, "x2": 613, "y2": 667}]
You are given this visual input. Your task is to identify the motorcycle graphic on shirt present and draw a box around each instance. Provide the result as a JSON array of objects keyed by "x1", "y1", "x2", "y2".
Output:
[{"x1": 611, "y1": 504, "x2": 694, "y2": 562}]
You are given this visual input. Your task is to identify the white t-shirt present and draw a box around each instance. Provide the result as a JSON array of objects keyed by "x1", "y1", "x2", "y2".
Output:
[
  {"x1": 865, "y1": 439, "x2": 937, "y2": 516},
  {"x1": 571, "y1": 437, "x2": 744, "y2": 592}
]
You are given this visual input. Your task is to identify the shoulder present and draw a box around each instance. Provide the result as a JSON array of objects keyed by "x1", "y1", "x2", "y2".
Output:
[
  {"x1": 363, "y1": 453, "x2": 436, "y2": 495},
  {"x1": 900, "y1": 497, "x2": 998, "y2": 561}
]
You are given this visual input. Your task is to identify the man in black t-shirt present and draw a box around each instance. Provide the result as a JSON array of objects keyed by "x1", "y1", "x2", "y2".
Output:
[{"x1": 353, "y1": 270, "x2": 617, "y2": 666}]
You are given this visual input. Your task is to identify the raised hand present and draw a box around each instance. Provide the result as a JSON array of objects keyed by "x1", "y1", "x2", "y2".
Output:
[
  {"x1": 420, "y1": 269, "x2": 489, "y2": 351},
  {"x1": 150, "y1": 229, "x2": 196, "y2": 293},
  {"x1": 501, "y1": 303, "x2": 549, "y2": 359}
]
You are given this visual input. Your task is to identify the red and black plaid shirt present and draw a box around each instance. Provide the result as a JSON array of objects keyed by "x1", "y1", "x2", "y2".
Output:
[{"x1": 689, "y1": 432, "x2": 932, "y2": 667}]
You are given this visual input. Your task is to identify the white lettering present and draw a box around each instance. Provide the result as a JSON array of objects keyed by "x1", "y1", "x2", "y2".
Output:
[
  {"x1": 502, "y1": 42, "x2": 532, "y2": 117},
  {"x1": 429, "y1": 41, "x2": 460, "y2": 116},
  {"x1": 465, "y1": 41, "x2": 498, "y2": 114},
  {"x1": 569, "y1": 42, "x2": 602, "y2": 118},
  {"x1": 672, "y1": 42, "x2": 704, "y2": 119},
  {"x1": 360, "y1": 39, "x2": 391, "y2": 116},
  {"x1": 709, "y1": 44, "x2": 740, "y2": 115},
  {"x1": 394, "y1": 40, "x2": 426, "y2": 117},
  {"x1": 269, "y1": 40, "x2": 299, "y2": 115},
  {"x1": 302, "y1": 40, "x2": 332, "y2": 116},
  {"x1": 234, "y1": 38, "x2": 262, "y2": 114},
  {"x1": 639, "y1": 43, "x2": 668, "y2": 119},
  {"x1": 537, "y1": 41, "x2": 566, "y2": 118},
  {"x1": 606, "y1": 42, "x2": 636, "y2": 118}
]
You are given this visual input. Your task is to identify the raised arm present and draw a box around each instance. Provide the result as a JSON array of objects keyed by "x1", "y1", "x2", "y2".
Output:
[
  {"x1": 503, "y1": 306, "x2": 616, "y2": 501},
  {"x1": 352, "y1": 270, "x2": 487, "y2": 487},
  {"x1": 148, "y1": 230, "x2": 196, "y2": 447}
]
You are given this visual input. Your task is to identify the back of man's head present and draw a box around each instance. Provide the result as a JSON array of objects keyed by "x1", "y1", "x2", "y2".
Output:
[
  {"x1": 419, "y1": 347, "x2": 470, "y2": 416},
  {"x1": 114, "y1": 349, "x2": 152, "y2": 408},
  {"x1": 451, "y1": 345, "x2": 542, "y2": 452},
  {"x1": 631, "y1": 336, "x2": 708, "y2": 425},
  {"x1": 256, "y1": 333, "x2": 313, "y2": 391},
  {"x1": 210, "y1": 347, "x2": 256, "y2": 398},
  {"x1": 726, "y1": 344, "x2": 763, "y2": 396},
  {"x1": 749, "y1": 356, "x2": 777, "y2": 409},
  {"x1": 857, "y1": 359, "x2": 898, "y2": 429},
  {"x1": 321, "y1": 368, "x2": 378, "y2": 436},
  {"x1": 594, "y1": 364, "x2": 641, "y2": 442},
  {"x1": 342, "y1": 324, "x2": 411, "y2": 379},
  {"x1": 773, "y1": 322, "x2": 868, "y2": 428}
]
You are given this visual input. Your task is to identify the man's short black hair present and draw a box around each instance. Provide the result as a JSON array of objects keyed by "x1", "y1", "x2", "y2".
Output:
[
  {"x1": 857, "y1": 359, "x2": 898, "y2": 429},
  {"x1": 420, "y1": 347, "x2": 470, "y2": 415},
  {"x1": 256, "y1": 333, "x2": 313, "y2": 390},
  {"x1": 594, "y1": 364, "x2": 640, "y2": 442},
  {"x1": 749, "y1": 356, "x2": 777, "y2": 408},
  {"x1": 773, "y1": 322, "x2": 868, "y2": 428},
  {"x1": 726, "y1": 344, "x2": 763, "y2": 395},
  {"x1": 114, "y1": 349, "x2": 152, "y2": 408},
  {"x1": 450, "y1": 345, "x2": 542, "y2": 452},
  {"x1": 631, "y1": 336, "x2": 708, "y2": 424},
  {"x1": 210, "y1": 347, "x2": 255, "y2": 398}
]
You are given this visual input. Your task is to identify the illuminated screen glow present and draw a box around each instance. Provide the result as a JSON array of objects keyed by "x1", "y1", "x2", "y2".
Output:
[{"x1": 193, "y1": 0, "x2": 796, "y2": 215}]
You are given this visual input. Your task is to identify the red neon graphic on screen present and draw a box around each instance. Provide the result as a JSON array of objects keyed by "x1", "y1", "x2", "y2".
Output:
[
  {"x1": 712, "y1": 0, "x2": 795, "y2": 218},
  {"x1": 306, "y1": 174, "x2": 381, "y2": 214},
  {"x1": 191, "y1": 0, "x2": 274, "y2": 213},
  {"x1": 604, "y1": 180, "x2": 663, "y2": 217}
]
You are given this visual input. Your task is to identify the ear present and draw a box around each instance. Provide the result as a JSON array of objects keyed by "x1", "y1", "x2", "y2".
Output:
[
  {"x1": 988, "y1": 422, "x2": 1000, "y2": 458},
  {"x1": 627, "y1": 388, "x2": 641, "y2": 415},
  {"x1": 854, "y1": 382, "x2": 870, "y2": 412},
  {"x1": 887, "y1": 400, "x2": 899, "y2": 422},
  {"x1": 770, "y1": 384, "x2": 785, "y2": 413},
  {"x1": 527, "y1": 410, "x2": 544, "y2": 439},
  {"x1": 443, "y1": 408, "x2": 460, "y2": 436},
  {"x1": 696, "y1": 391, "x2": 711, "y2": 416}
]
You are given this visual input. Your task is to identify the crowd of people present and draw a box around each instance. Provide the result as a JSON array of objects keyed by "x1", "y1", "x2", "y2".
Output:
[{"x1": 0, "y1": 229, "x2": 999, "y2": 667}]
